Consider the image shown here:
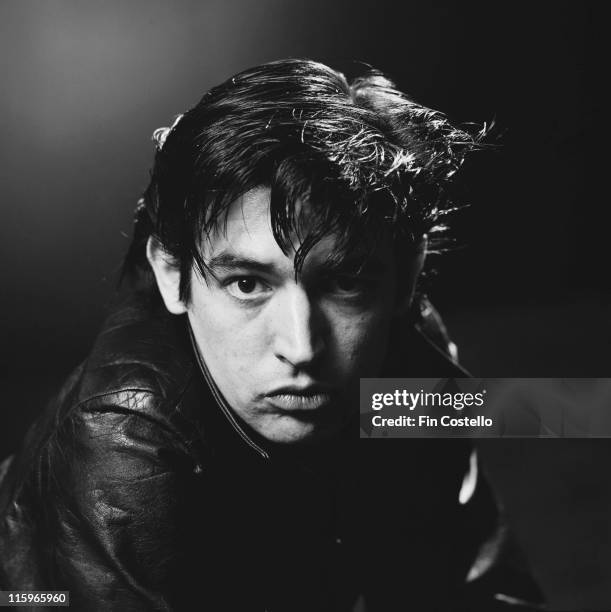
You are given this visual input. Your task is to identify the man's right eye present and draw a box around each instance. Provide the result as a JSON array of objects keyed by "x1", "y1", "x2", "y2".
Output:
[{"x1": 224, "y1": 276, "x2": 270, "y2": 300}]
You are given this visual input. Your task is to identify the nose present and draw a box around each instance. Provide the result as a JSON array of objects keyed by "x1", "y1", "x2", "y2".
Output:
[{"x1": 272, "y1": 285, "x2": 325, "y2": 369}]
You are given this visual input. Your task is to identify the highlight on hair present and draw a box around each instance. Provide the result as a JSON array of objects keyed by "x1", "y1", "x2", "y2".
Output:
[{"x1": 124, "y1": 58, "x2": 485, "y2": 301}]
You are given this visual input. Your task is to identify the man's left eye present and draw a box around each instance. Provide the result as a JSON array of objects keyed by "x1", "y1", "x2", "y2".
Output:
[
  {"x1": 225, "y1": 276, "x2": 270, "y2": 299},
  {"x1": 328, "y1": 275, "x2": 371, "y2": 295}
]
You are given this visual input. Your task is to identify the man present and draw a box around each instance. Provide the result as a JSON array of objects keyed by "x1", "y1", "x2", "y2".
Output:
[{"x1": 0, "y1": 60, "x2": 538, "y2": 610}]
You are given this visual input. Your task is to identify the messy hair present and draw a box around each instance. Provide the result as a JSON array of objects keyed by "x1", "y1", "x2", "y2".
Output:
[{"x1": 125, "y1": 58, "x2": 483, "y2": 301}]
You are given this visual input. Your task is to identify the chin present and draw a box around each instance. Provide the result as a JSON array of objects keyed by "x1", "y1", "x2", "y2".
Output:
[{"x1": 260, "y1": 416, "x2": 327, "y2": 445}]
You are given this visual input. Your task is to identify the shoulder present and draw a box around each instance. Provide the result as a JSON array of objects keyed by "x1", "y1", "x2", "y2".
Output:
[
  {"x1": 52, "y1": 289, "x2": 211, "y2": 457},
  {"x1": 13, "y1": 289, "x2": 210, "y2": 477},
  {"x1": 385, "y1": 296, "x2": 468, "y2": 377},
  {"x1": 77, "y1": 290, "x2": 195, "y2": 406},
  {"x1": 0, "y1": 291, "x2": 211, "y2": 512}
]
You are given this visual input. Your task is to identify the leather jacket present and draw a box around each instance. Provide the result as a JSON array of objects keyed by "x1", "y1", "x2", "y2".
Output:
[{"x1": 0, "y1": 290, "x2": 541, "y2": 611}]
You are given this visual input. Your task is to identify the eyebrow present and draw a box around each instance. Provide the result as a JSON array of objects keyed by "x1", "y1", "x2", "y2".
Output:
[
  {"x1": 206, "y1": 253, "x2": 279, "y2": 275},
  {"x1": 205, "y1": 251, "x2": 390, "y2": 277},
  {"x1": 319, "y1": 254, "x2": 388, "y2": 275}
]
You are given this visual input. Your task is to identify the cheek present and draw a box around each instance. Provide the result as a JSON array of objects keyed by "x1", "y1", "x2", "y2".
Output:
[
  {"x1": 189, "y1": 296, "x2": 269, "y2": 378},
  {"x1": 329, "y1": 307, "x2": 394, "y2": 376},
  {"x1": 334, "y1": 274, "x2": 399, "y2": 372}
]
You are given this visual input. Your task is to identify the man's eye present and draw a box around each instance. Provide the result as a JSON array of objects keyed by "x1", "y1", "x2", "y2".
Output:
[
  {"x1": 328, "y1": 275, "x2": 371, "y2": 294},
  {"x1": 225, "y1": 276, "x2": 270, "y2": 299}
]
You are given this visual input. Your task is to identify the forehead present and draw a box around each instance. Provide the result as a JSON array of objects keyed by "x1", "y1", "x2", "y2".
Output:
[
  {"x1": 202, "y1": 186, "x2": 292, "y2": 268},
  {"x1": 201, "y1": 187, "x2": 393, "y2": 273}
]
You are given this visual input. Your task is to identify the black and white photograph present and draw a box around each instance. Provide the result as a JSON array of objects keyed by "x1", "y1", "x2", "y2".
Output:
[{"x1": 0, "y1": 2, "x2": 608, "y2": 610}]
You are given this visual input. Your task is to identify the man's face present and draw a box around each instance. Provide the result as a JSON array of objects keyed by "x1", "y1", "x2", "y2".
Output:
[{"x1": 185, "y1": 187, "x2": 403, "y2": 444}]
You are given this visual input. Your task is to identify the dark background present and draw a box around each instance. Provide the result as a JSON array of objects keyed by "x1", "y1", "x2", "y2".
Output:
[{"x1": 1, "y1": 2, "x2": 608, "y2": 608}]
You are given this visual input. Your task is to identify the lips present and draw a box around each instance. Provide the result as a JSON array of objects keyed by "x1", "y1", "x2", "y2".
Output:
[
  {"x1": 266, "y1": 392, "x2": 332, "y2": 412},
  {"x1": 264, "y1": 385, "x2": 334, "y2": 414}
]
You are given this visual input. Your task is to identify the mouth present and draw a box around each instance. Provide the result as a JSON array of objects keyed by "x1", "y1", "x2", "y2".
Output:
[{"x1": 264, "y1": 386, "x2": 334, "y2": 416}]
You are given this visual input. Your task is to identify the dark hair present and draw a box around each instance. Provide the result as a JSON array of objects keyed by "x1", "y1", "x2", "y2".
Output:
[{"x1": 125, "y1": 58, "x2": 482, "y2": 301}]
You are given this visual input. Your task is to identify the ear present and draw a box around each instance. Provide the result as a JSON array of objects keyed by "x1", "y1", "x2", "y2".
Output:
[
  {"x1": 394, "y1": 235, "x2": 428, "y2": 317},
  {"x1": 146, "y1": 236, "x2": 187, "y2": 315}
]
